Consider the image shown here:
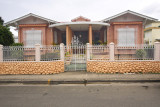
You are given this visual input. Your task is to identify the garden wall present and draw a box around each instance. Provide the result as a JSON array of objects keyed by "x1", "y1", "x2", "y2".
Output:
[
  {"x1": 0, "y1": 61, "x2": 64, "y2": 74},
  {"x1": 87, "y1": 61, "x2": 160, "y2": 73}
]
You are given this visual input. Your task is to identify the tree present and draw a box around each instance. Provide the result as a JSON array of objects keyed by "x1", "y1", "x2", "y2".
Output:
[
  {"x1": 0, "y1": 17, "x2": 14, "y2": 46},
  {"x1": 0, "y1": 17, "x2": 4, "y2": 25}
]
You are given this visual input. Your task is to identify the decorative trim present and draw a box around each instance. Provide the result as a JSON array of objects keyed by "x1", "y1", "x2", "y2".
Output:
[
  {"x1": 19, "y1": 24, "x2": 47, "y2": 27},
  {"x1": 112, "y1": 22, "x2": 142, "y2": 25}
]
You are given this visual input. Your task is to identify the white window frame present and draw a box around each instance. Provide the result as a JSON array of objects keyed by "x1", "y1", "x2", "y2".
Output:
[
  {"x1": 117, "y1": 28, "x2": 135, "y2": 46},
  {"x1": 25, "y1": 30, "x2": 42, "y2": 47}
]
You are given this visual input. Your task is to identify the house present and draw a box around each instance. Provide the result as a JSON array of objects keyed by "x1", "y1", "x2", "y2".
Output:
[
  {"x1": 144, "y1": 21, "x2": 160, "y2": 45},
  {"x1": 5, "y1": 10, "x2": 158, "y2": 47},
  {"x1": 14, "y1": 36, "x2": 18, "y2": 43}
]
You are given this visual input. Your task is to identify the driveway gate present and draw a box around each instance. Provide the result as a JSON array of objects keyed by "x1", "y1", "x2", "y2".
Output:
[{"x1": 64, "y1": 45, "x2": 86, "y2": 71}]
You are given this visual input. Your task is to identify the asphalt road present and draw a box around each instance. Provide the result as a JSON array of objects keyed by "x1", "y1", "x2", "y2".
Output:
[{"x1": 0, "y1": 83, "x2": 160, "y2": 107}]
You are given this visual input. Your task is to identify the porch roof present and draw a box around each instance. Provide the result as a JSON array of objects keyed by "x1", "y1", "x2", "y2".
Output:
[{"x1": 49, "y1": 21, "x2": 110, "y2": 31}]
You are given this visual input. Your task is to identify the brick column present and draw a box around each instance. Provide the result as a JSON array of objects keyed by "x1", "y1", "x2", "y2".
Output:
[
  {"x1": 0, "y1": 45, "x2": 3, "y2": 62},
  {"x1": 66, "y1": 26, "x2": 69, "y2": 47},
  {"x1": 89, "y1": 25, "x2": 92, "y2": 45},
  {"x1": 35, "y1": 44, "x2": 40, "y2": 62},
  {"x1": 109, "y1": 42, "x2": 115, "y2": 61},
  {"x1": 154, "y1": 42, "x2": 160, "y2": 61},
  {"x1": 60, "y1": 43, "x2": 64, "y2": 61}
]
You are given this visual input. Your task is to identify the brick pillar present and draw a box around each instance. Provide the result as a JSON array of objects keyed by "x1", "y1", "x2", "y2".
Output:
[
  {"x1": 35, "y1": 44, "x2": 40, "y2": 62},
  {"x1": 60, "y1": 43, "x2": 64, "y2": 61},
  {"x1": 66, "y1": 26, "x2": 69, "y2": 47},
  {"x1": 109, "y1": 42, "x2": 115, "y2": 61},
  {"x1": 0, "y1": 45, "x2": 3, "y2": 62},
  {"x1": 154, "y1": 42, "x2": 160, "y2": 61},
  {"x1": 86, "y1": 43, "x2": 91, "y2": 61},
  {"x1": 89, "y1": 25, "x2": 92, "y2": 45}
]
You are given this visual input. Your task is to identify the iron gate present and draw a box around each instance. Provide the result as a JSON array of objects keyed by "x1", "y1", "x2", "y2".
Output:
[{"x1": 64, "y1": 45, "x2": 86, "y2": 71}]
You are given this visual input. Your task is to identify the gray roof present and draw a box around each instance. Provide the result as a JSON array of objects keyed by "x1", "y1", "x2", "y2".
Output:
[
  {"x1": 4, "y1": 13, "x2": 57, "y2": 26},
  {"x1": 102, "y1": 10, "x2": 158, "y2": 22}
]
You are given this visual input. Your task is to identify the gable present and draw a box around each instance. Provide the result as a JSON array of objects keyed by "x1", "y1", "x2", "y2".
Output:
[
  {"x1": 71, "y1": 16, "x2": 90, "y2": 22},
  {"x1": 102, "y1": 10, "x2": 158, "y2": 23},
  {"x1": 110, "y1": 13, "x2": 144, "y2": 22},
  {"x1": 5, "y1": 13, "x2": 57, "y2": 27},
  {"x1": 18, "y1": 16, "x2": 48, "y2": 24}
]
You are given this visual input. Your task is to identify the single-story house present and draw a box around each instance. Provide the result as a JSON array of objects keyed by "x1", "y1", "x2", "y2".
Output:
[{"x1": 5, "y1": 10, "x2": 158, "y2": 47}]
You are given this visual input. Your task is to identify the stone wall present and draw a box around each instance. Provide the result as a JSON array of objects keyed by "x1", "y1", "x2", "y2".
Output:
[
  {"x1": 0, "y1": 61, "x2": 64, "y2": 74},
  {"x1": 87, "y1": 61, "x2": 160, "y2": 74}
]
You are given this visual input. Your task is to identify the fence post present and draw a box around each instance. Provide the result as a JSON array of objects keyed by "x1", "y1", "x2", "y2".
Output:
[
  {"x1": 60, "y1": 43, "x2": 64, "y2": 61},
  {"x1": 86, "y1": 43, "x2": 90, "y2": 61},
  {"x1": 35, "y1": 44, "x2": 40, "y2": 62},
  {"x1": 154, "y1": 42, "x2": 160, "y2": 61},
  {"x1": 0, "y1": 45, "x2": 3, "y2": 62},
  {"x1": 109, "y1": 42, "x2": 115, "y2": 61}
]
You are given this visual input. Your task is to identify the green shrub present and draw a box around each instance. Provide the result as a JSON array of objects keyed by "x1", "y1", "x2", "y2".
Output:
[
  {"x1": 135, "y1": 49, "x2": 146, "y2": 59},
  {"x1": 11, "y1": 43, "x2": 23, "y2": 46},
  {"x1": 41, "y1": 52, "x2": 59, "y2": 60}
]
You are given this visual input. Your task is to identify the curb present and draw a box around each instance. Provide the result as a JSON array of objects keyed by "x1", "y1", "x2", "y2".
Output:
[{"x1": 0, "y1": 80, "x2": 160, "y2": 85}]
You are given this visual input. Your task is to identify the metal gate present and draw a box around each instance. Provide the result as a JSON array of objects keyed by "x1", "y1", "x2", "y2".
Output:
[{"x1": 64, "y1": 45, "x2": 86, "y2": 71}]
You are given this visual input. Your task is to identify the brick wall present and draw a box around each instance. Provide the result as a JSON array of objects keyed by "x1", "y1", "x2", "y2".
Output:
[
  {"x1": 0, "y1": 61, "x2": 64, "y2": 74},
  {"x1": 87, "y1": 61, "x2": 160, "y2": 74}
]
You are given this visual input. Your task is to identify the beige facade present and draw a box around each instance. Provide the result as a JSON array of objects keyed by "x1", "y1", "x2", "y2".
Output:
[{"x1": 144, "y1": 22, "x2": 160, "y2": 45}]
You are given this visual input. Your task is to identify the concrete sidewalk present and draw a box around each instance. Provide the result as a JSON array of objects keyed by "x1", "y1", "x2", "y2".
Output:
[{"x1": 0, "y1": 72, "x2": 160, "y2": 84}]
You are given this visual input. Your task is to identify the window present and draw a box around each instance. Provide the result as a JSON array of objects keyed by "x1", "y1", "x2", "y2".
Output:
[
  {"x1": 117, "y1": 28, "x2": 135, "y2": 46},
  {"x1": 25, "y1": 30, "x2": 42, "y2": 47},
  {"x1": 54, "y1": 31, "x2": 57, "y2": 44}
]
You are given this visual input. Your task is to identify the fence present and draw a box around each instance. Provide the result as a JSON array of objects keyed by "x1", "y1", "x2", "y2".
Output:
[
  {"x1": 3, "y1": 46, "x2": 35, "y2": 61},
  {"x1": 40, "y1": 45, "x2": 60, "y2": 61},
  {"x1": 114, "y1": 44, "x2": 154, "y2": 60},
  {"x1": 0, "y1": 42, "x2": 160, "y2": 62},
  {"x1": 87, "y1": 42, "x2": 160, "y2": 61},
  {"x1": 89, "y1": 45, "x2": 109, "y2": 60},
  {"x1": 0, "y1": 44, "x2": 61, "y2": 62}
]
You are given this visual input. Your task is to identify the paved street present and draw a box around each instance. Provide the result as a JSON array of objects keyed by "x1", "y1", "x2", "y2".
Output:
[{"x1": 0, "y1": 83, "x2": 160, "y2": 107}]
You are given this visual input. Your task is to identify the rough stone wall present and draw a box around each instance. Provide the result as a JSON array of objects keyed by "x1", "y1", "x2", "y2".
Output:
[
  {"x1": 87, "y1": 61, "x2": 160, "y2": 74},
  {"x1": 0, "y1": 61, "x2": 64, "y2": 74}
]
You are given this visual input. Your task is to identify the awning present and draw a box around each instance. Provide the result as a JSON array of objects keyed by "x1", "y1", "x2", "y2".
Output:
[{"x1": 49, "y1": 22, "x2": 110, "y2": 31}]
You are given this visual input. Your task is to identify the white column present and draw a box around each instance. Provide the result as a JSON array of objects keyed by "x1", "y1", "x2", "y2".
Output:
[
  {"x1": 86, "y1": 43, "x2": 91, "y2": 61},
  {"x1": 154, "y1": 42, "x2": 160, "y2": 61},
  {"x1": 60, "y1": 43, "x2": 64, "y2": 61},
  {"x1": 109, "y1": 42, "x2": 115, "y2": 61},
  {"x1": 0, "y1": 45, "x2": 3, "y2": 62},
  {"x1": 35, "y1": 44, "x2": 40, "y2": 62}
]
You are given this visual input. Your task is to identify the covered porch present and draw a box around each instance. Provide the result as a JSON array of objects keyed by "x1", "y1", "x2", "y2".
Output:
[{"x1": 49, "y1": 22, "x2": 110, "y2": 46}]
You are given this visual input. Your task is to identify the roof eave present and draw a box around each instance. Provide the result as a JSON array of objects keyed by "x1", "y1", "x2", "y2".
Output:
[
  {"x1": 4, "y1": 13, "x2": 58, "y2": 26},
  {"x1": 101, "y1": 10, "x2": 158, "y2": 22}
]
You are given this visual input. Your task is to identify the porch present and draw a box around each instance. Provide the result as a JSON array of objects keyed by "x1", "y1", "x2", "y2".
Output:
[{"x1": 49, "y1": 22, "x2": 109, "y2": 46}]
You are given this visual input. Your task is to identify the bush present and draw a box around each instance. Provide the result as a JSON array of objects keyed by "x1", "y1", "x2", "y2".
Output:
[
  {"x1": 41, "y1": 52, "x2": 60, "y2": 61},
  {"x1": 135, "y1": 49, "x2": 146, "y2": 59},
  {"x1": 11, "y1": 43, "x2": 23, "y2": 46}
]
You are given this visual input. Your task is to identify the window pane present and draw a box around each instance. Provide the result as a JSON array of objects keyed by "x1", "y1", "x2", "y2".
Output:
[
  {"x1": 118, "y1": 28, "x2": 135, "y2": 46},
  {"x1": 126, "y1": 28, "x2": 135, "y2": 46},
  {"x1": 26, "y1": 30, "x2": 42, "y2": 47},
  {"x1": 118, "y1": 29, "x2": 126, "y2": 46}
]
